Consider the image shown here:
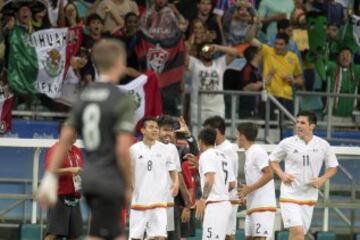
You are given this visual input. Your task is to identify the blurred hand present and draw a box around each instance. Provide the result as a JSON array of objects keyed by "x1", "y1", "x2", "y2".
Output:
[
  {"x1": 280, "y1": 172, "x2": 295, "y2": 185},
  {"x1": 37, "y1": 172, "x2": 58, "y2": 209},
  {"x1": 175, "y1": 116, "x2": 191, "y2": 137},
  {"x1": 239, "y1": 197, "x2": 247, "y2": 206},
  {"x1": 195, "y1": 199, "x2": 206, "y2": 220},
  {"x1": 181, "y1": 207, "x2": 191, "y2": 223},
  {"x1": 184, "y1": 153, "x2": 198, "y2": 169},
  {"x1": 274, "y1": 13, "x2": 287, "y2": 21},
  {"x1": 71, "y1": 167, "x2": 82, "y2": 175},
  {"x1": 308, "y1": 177, "x2": 326, "y2": 189},
  {"x1": 283, "y1": 75, "x2": 294, "y2": 85},
  {"x1": 238, "y1": 184, "x2": 254, "y2": 198}
]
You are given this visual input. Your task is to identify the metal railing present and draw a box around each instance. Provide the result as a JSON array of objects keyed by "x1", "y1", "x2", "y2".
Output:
[{"x1": 294, "y1": 91, "x2": 360, "y2": 143}]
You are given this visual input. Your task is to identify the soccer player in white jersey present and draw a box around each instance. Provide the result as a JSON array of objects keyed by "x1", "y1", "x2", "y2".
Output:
[
  {"x1": 269, "y1": 111, "x2": 338, "y2": 240},
  {"x1": 196, "y1": 128, "x2": 234, "y2": 240},
  {"x1": 157, "y1": 115, "x2": 191, "y2": 240},
  {"x1": 236, "y1": 123, "x2": 276, "y2": 240},
  {"x1": 203, "y1": 116, "x2": 239, "y2": 240},
  {"x1": 129, "y1": 117, "x2": 179, "y2": 240}
]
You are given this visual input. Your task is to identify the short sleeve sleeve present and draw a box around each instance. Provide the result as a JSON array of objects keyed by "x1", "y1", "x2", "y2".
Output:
[
  {"x1": 259, "y1": 44, "x2": 272, "y2": 57},
  {"x1": 188, "y1": 56, "x2": 196, "y2": 71},
  {"x1": 166, "y1": 153, "x2": 177, "y2": 171},
  {"x1": 170, "y1": 144, "x2": 182, "y2": 172},
  {"x1": 269, "y1": 140, "x2": 287, "y2": 162},
  {"x1": 324, "y1": 143, "x2": 339, "y2": 168},
  {"x1": 255, "y1": 148, "x2": 270, "y2": 171},
  {"x1": 114, "y1": 94, "x2": 135, "y2": 134}
]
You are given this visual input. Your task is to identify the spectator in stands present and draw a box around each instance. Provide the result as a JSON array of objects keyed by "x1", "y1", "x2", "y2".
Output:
[
  {"x1": 81, "y1": 14, "x2": 111, "y2": 84},
  {"x1": 258, "y1": 0, "x2": 294, "y2": 39},
  {"x1": 15, "y1": 3, "x2": 33, "y2": 31},
  {"x1": 32, "y1": 5, "x2": 51, "y2": 30},
  {"x1": 249, "y1": 33, "x2": 303, "y2": 113},
  {"x1": 186, "y1": 42, "x2": 239, "y2": 129},
  {"x1": 317, "y1": 47, "x2": 360, "y2": 121},
  {"x1": 224, "y1": 46, "x2": 274, "y2": 119},
  {"x1": 268, "y1": 19, "x2": 301, "y2": 59},
  {"x1": 185, "y1": 19, "x2": 208, "y2": 57},
  {"x1": 44, "y1": 122, "x2": 84, "y2": 240},
  {"x1": 120, "y1": 12, "x2": 140, "y2": 69},
  {"x1": 326, "y1": 23, "x2": 341, "y2": 62},
  {"x1": 140, "y1": 0, "x2": 187, "y2": 40},
  {"x1": 223, "y1": 2, "x2": 256, "y2": 46},
  {"x1": 324, "y1": 0, "x2": 346, "y2": 25},
  {"x1": 47, "y1": 0, "x2": 66, "y2": 27},
  {"x1": 59, "y1": 2, "x2": 83, "y2": 27},
  {"x1": 194, "y1": 0, "x2": 222, "y2": 44},
  {"x1": 96, "y1": 0, "x2": 139, "y2": 33}
]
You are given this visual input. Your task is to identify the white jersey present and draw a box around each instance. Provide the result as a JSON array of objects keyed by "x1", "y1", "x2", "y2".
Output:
[
  {"x1": 165, "y1": 143, "x2": 181, "y2": 205},
  {"x1": 269, "y1": 135, "x2": 338, "y2": 204},
  {"x1": 130, "y1": 141, "x2": 177, "y2": 209},
  {"x1": 245, "y1": 144, "x2": 276, "y2": 214},
  {"x1": 215, "y1": 140, "x2": 238, "y2": 200},
  {"x1": 188, "y1": 56, "x2": 226, "y2": 124},
  {"x1": 199, "y1": 148, "x2": 230, "y2": 202}
]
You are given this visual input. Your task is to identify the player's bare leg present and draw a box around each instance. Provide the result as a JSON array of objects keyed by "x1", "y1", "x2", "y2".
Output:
[
  {"x1": 289, "y1": 226, "x2": 305, "y2": 240},
  {"x1": 44, "y1": 235, "x2": 56, "y2": 240},
  {"x1": 226, "y1": 235, "x2": 235, "y2": 240}
]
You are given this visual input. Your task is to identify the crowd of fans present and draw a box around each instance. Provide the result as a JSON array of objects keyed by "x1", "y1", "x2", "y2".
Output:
[{"x1": 0, "y1": 0, "x2": 359, "y2": 126}]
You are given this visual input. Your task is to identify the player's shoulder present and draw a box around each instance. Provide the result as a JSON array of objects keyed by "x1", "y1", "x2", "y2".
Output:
[
  {"x1": 130, "y1": 141, "x2": 143, "y2": 150},
  {"x1": 278, "y1": 136, "x2": 298, "y2": 145},
  {"x1": 251, "y1": 144, "x2": 268, "y2": 155},
  {"x1": 312, "y1": 135, "x2": 331, "y2": 147}
]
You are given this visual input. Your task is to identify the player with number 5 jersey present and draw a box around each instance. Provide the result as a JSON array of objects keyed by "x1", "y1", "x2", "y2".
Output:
[
  {"x1": 129, "y1": 117, "x2": 179, "y2": 240},
  {"x1": 38, "y1": 39, "x2": 136, "y2": 240},
  {"x1": 196, "y1": 128, "x2": 234, "y2": 240}
]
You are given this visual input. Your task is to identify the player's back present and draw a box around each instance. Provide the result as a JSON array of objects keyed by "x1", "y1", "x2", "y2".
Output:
[
  {"x1": 199, "y1": 148, "x2": 230, "y2": 202},
  {"x1": 70, "y1": 82, "x2": 134, "y2": 198}
]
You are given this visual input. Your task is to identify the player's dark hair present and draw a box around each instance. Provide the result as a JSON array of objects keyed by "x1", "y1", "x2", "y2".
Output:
[
  {"x1": 203, "y1": 116, "x2": 226, "y2": 135},
  {"x1": 198, "y1": 128, "x2": 216, "y2": 146},
  {"x1": 237, "y1": 123, "x2": 258, "y2": 142},
  {"x1": 275, "y1": 32, "x2": 289, "y2": 44},
  {"x1": 141, "y1": 116, "x2": 158, "y2": 128},
  {"x1": 124, "y1": 12, "x2": 138, "y2": 23},
  {"x1": 296, "y1": 111, "x2": 317, "y2": 125},
  {"x1": 277, "y1": 19, "x2": 290, "y2": 31},
  {"x1": 86, "y1": 13, "x2": 104, "y2": 25},
  {"x1": 244, "y1": 46, "x2": 259, "y2": 62},
  {"x1": 157, "y1": 115, "x2": 176, "y2": 129}
]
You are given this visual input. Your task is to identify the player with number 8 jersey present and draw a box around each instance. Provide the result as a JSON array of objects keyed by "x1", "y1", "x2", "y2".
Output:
[{"x1": 129, "y1": 117, "x2": 179, "y2": 239}]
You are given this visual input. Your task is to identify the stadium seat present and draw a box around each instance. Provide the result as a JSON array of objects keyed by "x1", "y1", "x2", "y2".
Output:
[
  {"x1": 19, "y1": 224, "x2": 41, "y2": 240},
  {"x1": 353, "y1": 233, "x2": 360, "y2": 240},
  {"x1": 275, "y1": 230, "x2": 289, "y2": 240},
  {"x1": 236, "y1": 229, "x2": 246, "y2": 240},
  {"x1": 315, "y1": 231, "x2": 336, "y2": 240}
]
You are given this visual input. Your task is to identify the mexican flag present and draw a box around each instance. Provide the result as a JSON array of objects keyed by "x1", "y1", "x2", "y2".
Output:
[
  {"x1": 8, "y1": 26, "x2": 82, "y2": 98},
  {"x1": 340, "y1": 14, "x2": 360, "y2": 53},
  {"x1": 0, "y1": 88, "x2": 14, "y2": 134},
  {"x1": 118, "y1": 71, "x2": 162, "y2": 126}
]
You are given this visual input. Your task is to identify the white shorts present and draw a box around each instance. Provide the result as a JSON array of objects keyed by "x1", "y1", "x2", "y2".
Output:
[
  {"x1": 226, "y1": 204, "x2": 239, "y2": 235},
  {"x1": 245, "y1": 211, "x2": 275, "y2": 238},
  {"x1": 166, "y1": 206, "x2": 175, "y2": 231},
  {"x1": 202, "y1": 201, "x2": 232, "y2": 240},
  {"x1": 129, "y1": 208, "x2": 167, "y2": 239},
  {"x1": 280, "y1": 202, "x2": 314, "y2": 233}
]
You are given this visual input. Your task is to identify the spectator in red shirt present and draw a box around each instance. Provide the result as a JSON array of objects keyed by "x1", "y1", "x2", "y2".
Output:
[{"x1": 44, "y1": 122, "x2": 84, "y2": 240}]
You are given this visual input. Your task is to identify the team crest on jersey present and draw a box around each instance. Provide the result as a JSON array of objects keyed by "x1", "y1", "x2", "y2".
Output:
[
  {"x1": 127, "y1": 90, "x2": 141, "y2": 110},
  {"x1": 42, "y1": 49, "x2": 64, "y2": 77},
  {"x1": 147, "y1": 44, "x2": 168, "y2": 74},
  {"x1": 0, "y1": 120, "x2": 6, "y2": 133}
]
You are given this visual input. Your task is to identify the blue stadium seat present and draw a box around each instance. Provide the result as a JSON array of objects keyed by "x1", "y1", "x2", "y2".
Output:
[
  {"x1": 236, "y1": 229, "x2": 246, "y2": 240},
  {"x1": 20, "y1": 224, "x2": 41, "y2": 240},
  {"x1": 315, "y1": 231, "x2": 336, "y2": 240},
  {"x1": 353, "y1": 233, "x2": 360, "y2": 240},
  {"x1": 275, "y1": 230, "x2": 289, "y2": 240}
]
